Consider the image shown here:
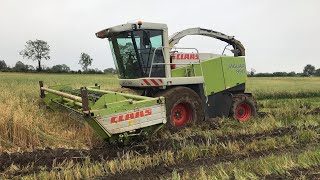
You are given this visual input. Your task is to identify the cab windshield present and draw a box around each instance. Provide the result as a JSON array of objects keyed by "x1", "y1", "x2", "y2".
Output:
[{"x1": 108, "y1": 29, "x2": 165, "y2": 79}]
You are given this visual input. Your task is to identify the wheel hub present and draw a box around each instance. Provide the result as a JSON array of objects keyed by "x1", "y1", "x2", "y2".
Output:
[
  {"x1": 235, "y1": 103, "x2": 252, "y2": 122},
  {"x1": 171, "y1": 103, "x2": 192, "y2": 126},
  {"x1": 238, "y1": 108, "x2": 245, "y2": 115},
  {"x1": 174, "y1": 110, "x2": 183, "y2": 119}
]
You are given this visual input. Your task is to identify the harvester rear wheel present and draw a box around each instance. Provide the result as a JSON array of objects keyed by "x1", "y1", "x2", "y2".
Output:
[
  {"x1": 230, "y1": 94, "x2": 257, "y2": 122},
  {"x1": 155, "y1": 86, "x2": 204, "y2": 131}
]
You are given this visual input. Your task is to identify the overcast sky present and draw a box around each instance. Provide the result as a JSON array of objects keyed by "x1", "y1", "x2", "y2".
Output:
[{"x1": 1, "y1": 0, "x2": 319, "y2": 73}]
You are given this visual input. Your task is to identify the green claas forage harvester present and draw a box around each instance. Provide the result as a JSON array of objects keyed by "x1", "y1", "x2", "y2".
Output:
[{"x1": 40, "y1": 21, "x2": 257, "y2": 144}]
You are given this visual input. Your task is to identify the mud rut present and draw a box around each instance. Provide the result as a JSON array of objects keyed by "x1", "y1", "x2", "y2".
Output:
[
  {"x1": 1, "y1": 125, "x2": 318, "y2": 177},
  {"x1": 263, "y1": 166, "x2": 320, "y2": 180},
  {"x1": 0, "y1": 126, "x2": 296, "y2": 170},
  {"x1": 102, "y1": 140, "x2": 319, "y2": 180}
]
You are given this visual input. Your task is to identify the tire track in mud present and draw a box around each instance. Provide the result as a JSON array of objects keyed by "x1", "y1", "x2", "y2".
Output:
[
  {"x1": 151, "y1": 125, "x2": 319, "y2": 153},
  {"x1": 185, "y1": 125, "x2": 298, "y2": 144},
  {"x1": 256, "y1": 93, "x2": 320, "y2": 101},
  {"x1": 308, "y1": 107, "x2": 320, "y2": 115},
  {"x1": 0, "y1": 125, "x2": 318, "y2": 177},
  {"x1": 102, "y1": 141, "x2": 320, "y2": 180},
  {"x1": 263, "y1": 166, "x2": 320, "y2": 180}
]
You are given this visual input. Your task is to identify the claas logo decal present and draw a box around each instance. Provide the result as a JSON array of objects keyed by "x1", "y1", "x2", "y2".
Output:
[
  {"x1": 110, "y1": 109, "x2": 152, "y2": 123},
  {"x1": 172, "y1": 53, "x2": 199, "y2": 60}
]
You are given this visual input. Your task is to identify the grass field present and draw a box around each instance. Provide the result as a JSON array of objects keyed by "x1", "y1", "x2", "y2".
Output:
[{"x1": 0, "y1": 73, "x2": 319, "y2": 179}]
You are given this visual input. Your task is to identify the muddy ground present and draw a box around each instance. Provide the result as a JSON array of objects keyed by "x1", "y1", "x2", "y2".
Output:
[
  {"x1": 101, "y1": 140, "x2": 319, "y2": 180},
  {"x1": 264, "y1": 166, "x2": 320, "y2": 180},
  {"x1": 0, "y1": 126, "x2": 298, "y2": 172},
  {"x1": 1, "y1": 125, "x2": 318, "y2": 178},
  {"x1": 308, "y1": 107, "x2": 320, "y2": 115}
]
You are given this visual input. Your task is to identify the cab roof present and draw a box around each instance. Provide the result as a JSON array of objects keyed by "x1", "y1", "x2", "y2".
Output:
[{"x1": 96, "y1": 22, "x2": 167, "y2": 39}]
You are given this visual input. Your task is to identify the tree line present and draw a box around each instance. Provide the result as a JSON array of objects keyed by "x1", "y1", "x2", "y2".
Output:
[
  {"x1": 249, "y1": 64, "x2": 320, "y2": 77},
  {"x1": 0, "y1": 39, "x2": 117, "y2": 74},
  {"x1": 0, "y1": 59, "x2": 117, "y2": 74},
  {"x1": 0, "y1": 39, "x2": 319, "y2": 76}
]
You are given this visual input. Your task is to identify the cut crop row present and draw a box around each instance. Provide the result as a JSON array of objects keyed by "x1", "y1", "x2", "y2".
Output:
[
  {"x1": 168, "y1": 145, "x2": 320, "y2": 180},
  {"x1": 0, "y1": 125, "x2": 309, "y2": 173},
  {"x1": 9, "y1": 130, "x2": 319, "y2": 179}
]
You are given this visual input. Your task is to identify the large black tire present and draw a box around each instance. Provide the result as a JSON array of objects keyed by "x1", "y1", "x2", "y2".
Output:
[
  {"x1": 230, "y1": 94, "x2": 257, "y2": 122},
  {"x1": 155, "y1": 86, "x2": 204, "y2": 131}
]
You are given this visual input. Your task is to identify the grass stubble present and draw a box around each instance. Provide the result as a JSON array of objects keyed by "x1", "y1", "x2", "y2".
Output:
[{"x1": 0, "y1": 73, "x2": 319, "y2": 179}]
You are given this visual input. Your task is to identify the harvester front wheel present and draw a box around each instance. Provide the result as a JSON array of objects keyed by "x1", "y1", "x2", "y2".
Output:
[
  {"x1": 230, "y1": 94, "x2": 257, "y2": 122},
  {"x1": 156, "y1": 86, "x2": 204, "y2": 130}
]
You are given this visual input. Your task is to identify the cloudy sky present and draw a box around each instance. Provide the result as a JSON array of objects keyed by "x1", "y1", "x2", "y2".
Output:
[{"x1": 1, "y1": 0, "x2": 319, "y2": 72}]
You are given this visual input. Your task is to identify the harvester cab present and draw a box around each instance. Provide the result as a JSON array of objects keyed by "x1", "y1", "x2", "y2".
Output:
[{"x1": 40, "y1": 21, "x2": 257, "y2": 144}]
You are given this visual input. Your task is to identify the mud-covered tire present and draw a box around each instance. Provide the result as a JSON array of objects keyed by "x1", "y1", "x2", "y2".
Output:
[
  {"x1": 155, "y1": 86, "x2": 204, "y2": 131},
  {"x1": 230, "y1": 94, "x2": 257, "y2": 122}
]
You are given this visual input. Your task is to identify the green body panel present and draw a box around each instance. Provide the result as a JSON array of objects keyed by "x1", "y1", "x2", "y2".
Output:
[
  {"x1": 221, "y1": 57, "x2": 247, "y2": 90},
  {"x1": 92, "y1": 93, "x2": 128, "y2": 110},
  {"x1": 200, "y1": 58, "x2": 225, "y2": 95},
  {"x1": 92, "y1": 99, "x2": 160, "y2": 116},
  {"x1": 85, "y1": 117, "x2": 112, "y2": 140},
  {"x1": 171, "y1": 56, "x2": 247, "y2": 96},
  {"x1": 171, "y1": 64, "x2": 201, "y2": 77}
]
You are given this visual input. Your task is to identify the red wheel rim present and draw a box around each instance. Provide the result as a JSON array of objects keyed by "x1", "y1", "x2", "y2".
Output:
[
  {"x1": 171, "y1": 103, "x2": 192, "y2": 126},
  {"x1": 235, "y1": 103, "x2": 252, "y2": 122}
]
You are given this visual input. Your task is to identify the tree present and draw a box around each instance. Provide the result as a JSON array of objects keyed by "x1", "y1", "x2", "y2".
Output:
[
  {"x1": 27, "y1": 65, "x2": 35, "y2": 71},
  {"x1": 51, "y1": 64, "x2": 70, "y2": 73},
  {"x1": 272, "y1": 72, "x2": 287, "y2": 77},
  {"x1": 94, "y1": 68, "x2": 103, "y2": 74},
  {"x1": 303, "y1": 64, "x2": 316, "y2": 76},
  {"x1": 60, "y1": 64, "x2": 70, "y2": 72},
  {"x1": 104, "y1": 67, "x2": 116, "y2": 74},
  {"x1": 79, "y1": 53, "x2": 92, "y2": 72},
  {"x1": 315, "y1": 68, "x2": 320, "y2": 77},
  {"x1": 13, "y1": 61, "x2": 28, "y2": 72},
  {"x1": 287, "y1": 71, "x2": 296, "y2": 77},
  {"x1": 250, "y1": 68, "x2": 256, "y2": 76},
  {"x1": 20, "y1": 39, "x2": 50, "y2": 71},
  {"x1": 0, "y1": 60, "x2": 7, "y2": 71}
]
